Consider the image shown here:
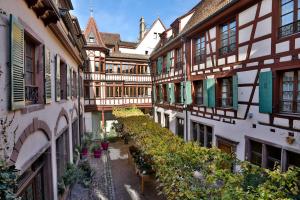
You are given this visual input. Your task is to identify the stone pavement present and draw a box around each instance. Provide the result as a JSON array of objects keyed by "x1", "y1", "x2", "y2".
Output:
[{"x1": 68, "y1": 139, "x2": 165, "y2": 200}]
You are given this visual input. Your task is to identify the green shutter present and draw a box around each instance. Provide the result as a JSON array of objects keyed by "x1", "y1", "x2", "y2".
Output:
[
  {"x1": 169, "y1": 83, "x2": 175, "y2": 104},
  {"x1": 166, "y1": 83, "x2": 170, "y2": 103},
  {"x1": 180, "y1": 82, "x2": 184, "y2": 104},
  {"x1": 207, "y1": 78, "x2": 215, "y2": 108},
  {"x1": 166, "y1": 52, "x2": 171, "y2": 73},
  {"x1": 185, "y1": 81, "x2": 192, "y2": 105},
  {"x1": 232, "y1": 75, "x2": 238, "y2": 110},
  {"x1": 55, "y1": 54, "x2": 61, "y2": 101},
  {"x1": 203, "y1": 80, "x2": 208, "y2": 107},
  {"x1": 10, "y1": 15, "x2": 25, "y2": 110},
  {"x1": 152, "y1": 85, "x2": 156, "y2": 103},
  {"x1": 44, "y1": 47, "x2": 51, "y2": 104},
  {"x1": 259, "y1": 71, "x2": 273, "y2": 113},
  {"x1": 157, "y1": 57, "x2": 163, "y2": 75}
]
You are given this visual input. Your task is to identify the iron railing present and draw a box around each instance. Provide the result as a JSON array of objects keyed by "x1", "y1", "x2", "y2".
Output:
[
  {"x1": 219, "y1": 43, "x2": 236, "y2": 56},
  {"x1": 279, "y1": 20, "x2": 300, "y2": 38}
]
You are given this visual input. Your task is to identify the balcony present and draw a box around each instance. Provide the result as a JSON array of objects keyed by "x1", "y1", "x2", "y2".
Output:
[
  {"x1": 84, "y1": 72, "x2": 151, "y2": 82},
  {"x1": 84, "y1": 96, "x2": 152, "y2": 111},
  {"x1": 279, "y1": 20, "x2": 300, "y2": 38}
]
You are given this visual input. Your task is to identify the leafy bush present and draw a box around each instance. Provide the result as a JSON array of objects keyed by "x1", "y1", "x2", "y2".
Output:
[{"x1": 113, "y1": 108, "x2": 300, "y2": 200}]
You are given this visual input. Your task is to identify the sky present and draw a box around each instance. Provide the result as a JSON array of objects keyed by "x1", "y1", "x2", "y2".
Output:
[{"x1": 71, "y1": 0, "x2": 199, "y2": 42}]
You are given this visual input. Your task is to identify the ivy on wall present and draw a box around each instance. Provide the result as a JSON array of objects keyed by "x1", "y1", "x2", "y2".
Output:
[{"x1": 113, "y1": 107, "x2": 300, "y2": 200}]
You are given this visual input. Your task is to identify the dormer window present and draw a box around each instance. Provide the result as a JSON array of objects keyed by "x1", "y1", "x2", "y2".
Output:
[{"x1": 88, "y1": 32, "x2": 95, "y2": 43}]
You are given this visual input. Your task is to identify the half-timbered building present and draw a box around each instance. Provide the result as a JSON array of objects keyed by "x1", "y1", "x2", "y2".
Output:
[
  {"x1": 0, "y1": 0, "x2": 87, "y2": 199},
  {"x1": 83, "y1": 16, "x2": 165, "y2": 133},
  {"x1": 151, "y1": 0, "x2": 300, "y2": 170}
]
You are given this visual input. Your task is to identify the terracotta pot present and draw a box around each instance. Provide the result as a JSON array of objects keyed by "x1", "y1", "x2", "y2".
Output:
[
  {"x1": 94, "y1": 149, "x2": 102, "y2": 158},
  {"x1": 286, "y1": 136, "x2": 295, "y2": 145},
  {"x1": 82, "y1": 147, "x2": 88, "y2": 156},
  {"x1": 101, "y1": 142, "x2": 109, "y2": 150}
]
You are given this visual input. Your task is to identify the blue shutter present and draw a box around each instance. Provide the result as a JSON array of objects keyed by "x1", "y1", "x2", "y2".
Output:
[
  {"x1": 232, "y1": 75, "x2": 238, "y2": 110},
  {"x1": 166, "y1": 52, "x2": 171, "y2": 73},
  {"x1": 169, "y1": 83, "x2": 175, "y2": 104},
  {"x1": 259, "y1": 71, "x2": 273, "y2": 113},
  {"x1": 185, "y1": 81, "x2": 192, "y2": 105},
  {"x1": 207, "y1": 78, "x2": 215, "y2": 108}
]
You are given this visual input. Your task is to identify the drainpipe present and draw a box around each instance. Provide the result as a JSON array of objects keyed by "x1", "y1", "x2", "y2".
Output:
[
  {"x1": 77, "y1": 64, "x2": 82, "y2": 146},
  {"x1": 149, "y1": 60, "x2": 155, "y2": 118},
  {"x1": 181, "y1": 37, "x2": 188, "y2": 142}
]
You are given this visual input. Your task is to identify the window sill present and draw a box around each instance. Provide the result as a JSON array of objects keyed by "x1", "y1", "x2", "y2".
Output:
[
  {"x1": 21, "y1": 104, "x2": 45, "y2": 115},
  {"x1": 274, "y1": 113, "x2": 300, "y2": 119}
]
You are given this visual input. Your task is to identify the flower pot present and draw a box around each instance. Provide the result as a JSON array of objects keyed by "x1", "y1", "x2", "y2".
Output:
[
  {"x1": 82, "y1": 147, "x2": 88, "y2": 156},
  {"x1": 286, "y1": 136, "x2": 295, "y2": 144},
  {"x1": 93, "y1": 149, "x2": 102, "y2": 158},
  {"x1": 101, "y1": 142, "x2": 109, "y2": 150}
]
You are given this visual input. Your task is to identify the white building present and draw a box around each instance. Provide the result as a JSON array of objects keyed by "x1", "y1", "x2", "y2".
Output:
[
  {"x1": 83, "y1": 16, "x2": 166, "y2": 133},
  {"x1": 0, "y1": 0, "x2": 86, "y2": 199},
  {"x1": 151, "y1": 0, "x2": 300, "y2": 170}
]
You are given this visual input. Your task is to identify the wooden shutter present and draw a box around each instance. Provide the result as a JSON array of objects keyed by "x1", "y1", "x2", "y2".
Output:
[
  {"x1": 232, "y1": 75, "x2": 238, "y2": 110},
  {"x1": 207, "y1": 78, "x2": 215, "y2": 108},
  {"x1": 185, "y1": 81, "x2": 192, "y2": 105},
  {"x1": 180, "y1": 82, "x2": 184, "y2": 104},
  {"x1": 70, "y1": 67, "x2": 73, "y2": 98},
  {"x1": 55, "y1": 54, "x2": 61, "y2": 101},
  {"x1": 166, "y1": 52, "x2": 171, "y2": 73},
  {"x1": 166, "y1": 83, "x2": 170, "y2": 103},
  {"x1": 10, "y1": 15, "x2": 25, "y2": 110},
  {"x1": 152, "y1": 85, "x2": 156, "y2": 103},
  {"x1": 259, "y1": 71, "x2": 273, "y2": 113},
  {"x1": 66, "y1": 65, "x2": 70, "y2": 99},
  {"x1": 203, "y1": 80, "x2": 208, "y2": 107},
  {"x1": 44, "y1": 47, "x2": 51, "y2": 104},
  {"x1": 157, "y1": 57, "x2": 163, "y2": 75},
  {"x1": 169, "y1": 83, "x2": 175, "y2": 104}
]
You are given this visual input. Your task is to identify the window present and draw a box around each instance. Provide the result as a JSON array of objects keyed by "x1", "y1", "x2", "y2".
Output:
[
  {"x1": 281, "y1": 70, "x2": 300, "y2": 113},
  {"x1": 176, "y1": 118, "x2": 184, "y2": 139},
  {"x1": 95, "y1": 86, "x2": 101, "y2": 98},
  {"x1": 164, "y1": 114, "x2": 169, "y2": 129},
  {"x1": 175, "y1": 48, "x2": 183, "y2": 70},
  {"x1": 194, "y1": 81, "x2": 203, "y2": 105},
  {"x1": 216, "y1": 136, "x2": 237, "y2": 155},
  {"x1": 194, "y1": 35, "x2": 206, "y2": 65},
  {"x1": 88, "y1": 32, "x2": 95, "y2": 43},
  {"x1": 163, "y1": 84, "x2": 168, "y2": 102},
  {"x1": 219, "y1": 20, "x2": 236, "y2": 56},
  {"x1": 279, "y1": 0, "x2": 300, "y2": 37},
  {"x1": 175, "y1": 83, "x2": 182, "y2": 104},
  {"x1": 106, "y1": 84, "x2": 114, "y2": 98},
  {"x1": 25, "y1": 36, "x2": 39, "y2": 105},
  {"x1": 153, "y1": 32, "x2": 158, "y2": 39},
  {"x1": 56, "y1": 129, "x2": 69, "y2": 181},
  {"x1": 162, "y1": 55, "x2": 167, "y2": 73},
  {"x1": 157, "y1": 112, "x2": 161, "y2": 125},
  {"x1": 95, "y1": 60, "x2": 100, "y2": 72},
  {"x1": 84, "y1": 85, "x2": 90, "y2": 99},
  {"x1": 106, "y1": 64, "x2": 113, "y2": 73},
  {"x1": 218, "y1": 77, "x2": 233, "y2": 108},
  {"x1": 247, "y1": 138, "x2": 300, "y2": 171},
  {"x1": 72, "y1": 119, "x2": 79, "y2": 154},
  {"x1": 115, "y1": 85, "x2": 122, "y2": 97},
  {"x1": 192, "y1": 122, "x2": 213, "y2": 148}
]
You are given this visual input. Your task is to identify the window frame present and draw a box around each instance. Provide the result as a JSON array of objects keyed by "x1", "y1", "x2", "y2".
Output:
[
  {"x1": 176, "y1": 117, "x2": 184, "y2": 139},
  {"x1": 279, "y1": 0, "x2": 300, "y2": 38},
  {"x1": 191, "y1": 121, "x2": 213, "y2": 148},
  {"x1": 219, "y1": 19, "x2": 237, "y2": 56},
  {"x1": 193, "y1": 35, "x2": 206, "y2": 65},
  {"x1": 217, "y1": 77, "x2": 233, "y2": 108},
  {"x1": 193, "y1": 80, "x2": 204, "y2": 106}
]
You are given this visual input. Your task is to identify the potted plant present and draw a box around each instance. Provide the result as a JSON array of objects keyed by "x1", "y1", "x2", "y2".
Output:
[
  {"x1": 81, "y1": 133, "x2": 92, "y2": 156},
  {"x1": 101, "y1": 132, "x2": 109, "y2": 151},
  {"x1": 91, "y1": 143, "x2": 101, "y2": 158}
]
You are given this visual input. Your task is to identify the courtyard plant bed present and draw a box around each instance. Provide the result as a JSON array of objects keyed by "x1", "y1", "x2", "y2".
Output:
[{"x1": 113, "y1": 107, "x2": 300, "y2": 200}]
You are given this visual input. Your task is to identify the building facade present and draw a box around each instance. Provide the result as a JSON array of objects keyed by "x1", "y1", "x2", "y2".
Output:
[
  {"x1": 0, "y1": 0, "x2": 86, "y2": 199},
  {"x1": 151, "y1": 0, "x2": 300, "y2": 170},
  {"x1": 83, "y1": 16, "x2": 166, "y2": 133}
]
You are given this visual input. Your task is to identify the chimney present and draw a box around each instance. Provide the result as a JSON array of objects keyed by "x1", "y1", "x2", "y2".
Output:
[{"x1": 139, "y1": 17, "x2": 145, "y2": 40}]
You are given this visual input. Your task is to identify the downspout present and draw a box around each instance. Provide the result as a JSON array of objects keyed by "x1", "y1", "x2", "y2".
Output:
[
  {"x1": 181, "y1": 37, "x2": 188, "y2": 142},
  {"x1": 78, "y1": 64, "x2": 82, "y2": 146},
  {"x1": 149, "y1": 60, "x2": 155, "y2": 118}
]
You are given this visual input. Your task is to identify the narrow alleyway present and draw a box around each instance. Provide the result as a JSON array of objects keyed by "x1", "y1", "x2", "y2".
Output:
[{"x1": 68, "y1": 139, "x2": 165, "y2": 200}]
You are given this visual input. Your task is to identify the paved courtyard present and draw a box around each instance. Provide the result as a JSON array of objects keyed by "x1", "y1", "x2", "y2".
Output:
[{"x1": 69, "y1": 140, "x2": 165, "y2": 200}]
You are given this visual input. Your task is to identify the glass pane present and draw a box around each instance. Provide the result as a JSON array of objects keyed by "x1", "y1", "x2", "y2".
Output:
[
  {"x1": 207, "y1": 132, "x2": 212, "y2": 148},
  {"x1": 287, "y1": 150, "x2": 300, "y2": 168},
  {"x1": 267, "y1": 145, "x2": 281, "y2": 170},
  {"x1": 281, "y1": 13, "x2": 294, "y2": 26},
  {"x1": 199, "y1": 124, "x2": 205, "y2": 146},
  {"x1": 230, "y1": 21, "x2": 236, "y2": 29},
  {"x1": 193, "y1": 123, "x2": 198, "y2": 142},
  {"x1": 281, "y1": 1, "x2": 294, "y2": 15},
  {"x1": 221, "y1": 24, "x2": 228, "y2": 33}
]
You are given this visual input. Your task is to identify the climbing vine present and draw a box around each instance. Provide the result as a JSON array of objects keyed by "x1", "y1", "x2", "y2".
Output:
[{"x1": 113, "y1": 107, "x2": 300, "y2": 200}]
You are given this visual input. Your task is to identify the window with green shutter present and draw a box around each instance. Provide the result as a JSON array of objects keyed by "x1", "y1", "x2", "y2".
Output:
[
  {"x1": 157, "y1": 57, "x2": 163, "y2": 75},
  {"x1": 159, "y1": 84, "x2": 163, "y2": 102},
  {"x1": 44, "y1": 47, "x2": 51, "y2": 104},
  {"x1": 180, "y1": 82, "x2": 184, "y2": 104},
  {"x1": 55, "y1": 54, "x2": 61, "y2": 102},
  {"x1": 152, "y1": 85, "x2": 157, "y2": 103},
  {"x1": 203, "y1": 80, "x2": 208, "y2": 107},
  {"x1": 259, "y1": 71, "x2": 273, "y2": 113},
  {"x1": 207, "y1": 78, "x2": 215, "y2": 108},
  {"x1": 10, "y1": 15, "x2": 25, "y2": 110},
  {"x1": 185, "y1": 81, "x2": 192, "y2": 105}
]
